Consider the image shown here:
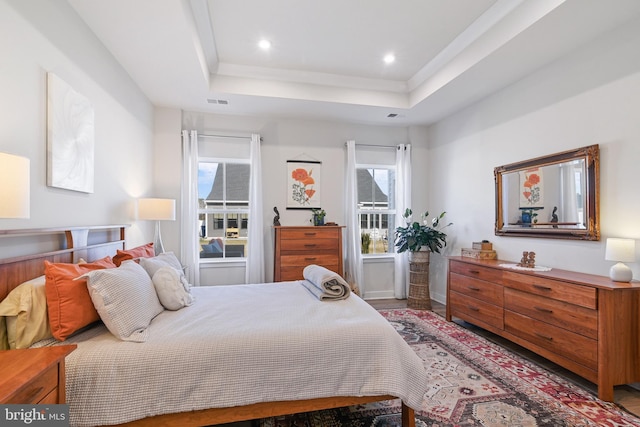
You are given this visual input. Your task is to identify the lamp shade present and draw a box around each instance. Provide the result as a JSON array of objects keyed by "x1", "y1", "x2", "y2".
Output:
[
  {"x1": 138, "y1": 198, "x2": 176, "y2": 221},
  {"x1": 605, "y1": 238, "x2": 636, "y2": 263},
  {"x1": 0, "y1": 153, "x2": 30, "y2": 218}
]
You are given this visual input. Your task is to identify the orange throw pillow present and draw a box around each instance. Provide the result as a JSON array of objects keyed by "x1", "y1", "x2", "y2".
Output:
[
  {"x1": 113, "y1": 243, "x2": 155, "y2": 266},
  {"x1": 45, "y1": 256, "x2": 117, "y2": 341}
]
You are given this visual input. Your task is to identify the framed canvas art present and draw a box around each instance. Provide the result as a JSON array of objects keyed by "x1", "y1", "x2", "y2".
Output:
[
  {"x1": 287, "y1": 160, "x2": 321, "y2": 209},
  {"x1": 519, "y1": 167, "x2": 543, "y2": 208},
  {"x1": 47, "y1": 72, "x2": 95, "y2": 193}
]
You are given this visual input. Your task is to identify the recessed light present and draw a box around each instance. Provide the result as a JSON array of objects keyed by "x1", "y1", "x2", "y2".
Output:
[
  {"x1": 383, "y1": 53, "x2": 395, "y2": 64},
  {"x1": 258, "y1": 39, "x2": 271, "y2": 50}
]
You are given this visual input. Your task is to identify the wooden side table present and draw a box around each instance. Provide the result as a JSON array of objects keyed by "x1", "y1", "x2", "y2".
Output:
[{"x1": 0, "y1": 345, "x2": 76, "y2": 404}]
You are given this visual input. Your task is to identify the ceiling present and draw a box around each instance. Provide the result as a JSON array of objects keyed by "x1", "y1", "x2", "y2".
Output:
[{"x1": 67, "y1": 0, "x2": 640, "y2": 126}]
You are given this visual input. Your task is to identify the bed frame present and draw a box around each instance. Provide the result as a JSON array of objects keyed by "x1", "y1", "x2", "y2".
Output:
[{"x1": 0, "y1": 225, "x2": 416, "y2": 427}]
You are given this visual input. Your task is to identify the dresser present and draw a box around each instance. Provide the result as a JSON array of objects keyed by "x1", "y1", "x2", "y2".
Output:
[
  {"x1": 273, "y1": 226, "x2": 344, "y2": 282},
  {"x1": 0, "y1": 345, "x2": 76, "y2": 404},
  {"x1": 446, "y1": 256, "x2": 640, "y2": 402}
]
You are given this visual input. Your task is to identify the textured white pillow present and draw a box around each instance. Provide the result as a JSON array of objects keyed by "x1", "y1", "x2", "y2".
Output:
[
  {"x1": 138, "y1": 252, "x2": 183, "y2": 278},
  {"x1": 85, "y1": 261, "x2": 164, "y2": 342},
  {"x1": 152, "y1": 267, "x2": 194, "y2": 310}
]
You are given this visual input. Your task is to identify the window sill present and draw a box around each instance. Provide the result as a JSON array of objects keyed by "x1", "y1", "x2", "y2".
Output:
[
  {"x1": 199, "y1": 259, "x2": 246, "y2": 268},
  {"x1": 362, "y1": 254, "x2": 395, "y2": 263}
]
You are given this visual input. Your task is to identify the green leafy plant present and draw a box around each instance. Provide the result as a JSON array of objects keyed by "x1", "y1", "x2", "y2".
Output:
[
  {"x1": 361, "y1": 232, "x2": 371, "y2": 254},
  {"x1": 311, "y1": 208, "x2": 326, "y2": 226},
  {"x1": 394, "y1": 208, "x2": 452, "y2": 253}
]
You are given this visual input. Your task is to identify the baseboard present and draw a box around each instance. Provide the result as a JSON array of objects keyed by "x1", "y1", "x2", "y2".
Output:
[{"x1": 363, "y1": 290, "x2": 396, "y2": 300}]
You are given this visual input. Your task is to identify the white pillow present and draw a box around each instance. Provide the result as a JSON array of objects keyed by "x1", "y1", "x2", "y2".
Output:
[
  {"x1": 138, "y1": 252, "x2": 183, "y2": 278},
  {"x1": 84, "y1": 261, "x2": 164, "y2": 342},
  {"x1": 152, "y1": 267, "x2": 194, "y2": 310}
]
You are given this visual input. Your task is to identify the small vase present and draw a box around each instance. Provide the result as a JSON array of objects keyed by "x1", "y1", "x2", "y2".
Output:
[{"x1": 313, "y1": 215, "x2": 324, "y2": 226}]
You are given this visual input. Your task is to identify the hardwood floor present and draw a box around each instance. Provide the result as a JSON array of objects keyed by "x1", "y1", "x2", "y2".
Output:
[{"x1": 368, "y1": 298, "x2": 640, "y2": 418}]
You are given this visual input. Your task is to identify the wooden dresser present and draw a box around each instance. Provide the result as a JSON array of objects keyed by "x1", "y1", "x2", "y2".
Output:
[
  {"x1": 273, "y1": 226, "x2": 344, "y2": 282},
  {"x1": 0, "y1": 345, "x2": 76, "y2": 404},
  {"x1": 446, "y1": 256, "x2": 640, "y2": 402}
]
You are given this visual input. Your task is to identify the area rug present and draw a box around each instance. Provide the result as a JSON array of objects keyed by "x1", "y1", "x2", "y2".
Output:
[{"x1": 258, "y1": 309, "x2": 640, "y2": 427}]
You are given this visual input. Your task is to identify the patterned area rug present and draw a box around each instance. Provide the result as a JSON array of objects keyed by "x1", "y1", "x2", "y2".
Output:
[{"x1": 258, "y1": 309, "x2": 640, "y2": 427}]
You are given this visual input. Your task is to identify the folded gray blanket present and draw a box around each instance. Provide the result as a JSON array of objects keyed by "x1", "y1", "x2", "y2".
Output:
[{"x1": 301, "y1": 264, "x2": 351, "y2": 301}]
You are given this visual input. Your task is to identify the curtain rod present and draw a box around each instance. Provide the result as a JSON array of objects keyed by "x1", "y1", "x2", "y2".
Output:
[{"x1": 344, "y1": 142, "x2": 403, "y2": 149}]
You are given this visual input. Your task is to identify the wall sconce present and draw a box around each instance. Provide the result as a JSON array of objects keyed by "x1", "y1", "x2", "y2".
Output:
[
  {"x1": 0, "y1": 153, "x2": 30, "y2": 218},
  {"x1": 605, "y1": 238, "x2": 636, "y2": 282},
  {"x1": 138, "y1": 198, "x2": 176, "y2": 255}
]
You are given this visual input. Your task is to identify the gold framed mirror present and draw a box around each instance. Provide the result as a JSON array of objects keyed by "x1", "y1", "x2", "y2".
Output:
[{"x1": 494, "y1": 145, "x2": 600, "y2": 240}]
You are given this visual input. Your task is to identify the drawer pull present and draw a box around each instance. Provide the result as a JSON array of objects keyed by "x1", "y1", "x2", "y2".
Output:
[
  {"x1": 468, "y1": 306, "x2": 480, "y2": 312},
  {"x1": 304, "y1": 232, "x2": 317, "y2": 236},
  {"x1": 305, "y1": 257, "x2": 317, "y2": 261},
  {"x1": 304, "y1": 244, "x2": 317, "y2": 248},
  {"x1": 534, "y1": 306, "x2": 553, "y2": 314},
  {"x1": 469, "y1": 269, "x2": 480, "y2": 274},
  {"x1": 535, "y1": 332, "x2": 553, "y2": 341},
  {"x1": 468, "y1": 286, "x2": 480, "y2": 291},
  {"x1": 532, "y1": 284, "x2": 552, "y2": 291}
]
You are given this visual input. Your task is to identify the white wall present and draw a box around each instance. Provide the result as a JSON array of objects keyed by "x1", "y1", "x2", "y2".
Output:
[
  {"x1": 157, "y1": 112, "x2": 429, "y2": 295},
  {"x1": 426, "y1": 15, "x2": 640, "y2": 302},
  {"x1": 0, "y1": 0, "x2": 155, "y2": 255}
]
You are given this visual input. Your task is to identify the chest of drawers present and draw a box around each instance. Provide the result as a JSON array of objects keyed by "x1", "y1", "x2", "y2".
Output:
[
  {"x1": 273, "y1": 226, "x2": 343, "y2": 282},
  {"x1": 446, "y1": 256, "x2": 640, "y2": 402},
  {"x1": 0, "y1": 345, "x2": 76, "y2": 404}
]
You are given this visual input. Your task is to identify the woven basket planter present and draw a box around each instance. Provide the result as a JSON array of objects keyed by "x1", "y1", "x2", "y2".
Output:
[{"x1": 407, "y1": 250, "x2": 431, "y2": 310}]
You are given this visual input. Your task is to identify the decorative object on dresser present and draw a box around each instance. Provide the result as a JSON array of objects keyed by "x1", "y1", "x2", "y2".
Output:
[
  {"x1": 272, "y1": 206, "x2": 281, "y2": 226},
  {"x1": 517, "y1": 251, "x2": 536, "y2": 268},
  {"x1": 461, "y1": 240, "x2": 496, "y2": 259},
  {"x1": 495, "y1": 144, "x2": 600, "y2": 240},
  {"x1": 0, "y1": 345, "x2": 76, "y2": 404},
  {"x1": 138, "y1": 198, "x2": 176, "y2": 255},
  {"x1": 395, "y1": 209, "x2": 451, "y2": 310},
  {"x1": 273, "y1": 226, "x2": 343, "y2": 282},
  {"x1": 605, "y1": 237, "x2": 635, "y2": 282},
  {"x1": 0, "y1": 152, "x2": 30, "y2": 219},
  {"x1": 311, "y1": 208, "x2": 326, "y2": 226},
  {"x1": 446, "y1": 256, "x2": 640, "y2": 402}
]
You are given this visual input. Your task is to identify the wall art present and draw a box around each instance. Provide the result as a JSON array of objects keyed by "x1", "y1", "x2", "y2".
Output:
[
  {"x1": 286, "y1": 160, "x2": 321, "y2": 209},
  {"x1": 47, "y1": 72, "x2": 94, "y2": 193}
]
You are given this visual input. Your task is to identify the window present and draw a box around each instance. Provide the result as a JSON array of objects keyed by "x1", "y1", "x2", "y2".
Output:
[
  {"x1": 198, "y1": 160, "x2": 250, "y2": 259},
  {"x1": 357, "y1": 167, "x2": 396, "y2": 255}
]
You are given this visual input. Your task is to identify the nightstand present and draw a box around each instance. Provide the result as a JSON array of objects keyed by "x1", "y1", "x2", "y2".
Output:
[{"x1": 0, "y1": 345, "x2": 76, "y2": 404}]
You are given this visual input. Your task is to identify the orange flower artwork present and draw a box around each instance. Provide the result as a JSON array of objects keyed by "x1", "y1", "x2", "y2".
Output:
[
  {"x1": 287, "y1": 161, "x2": 321, "y2": 208},
  {"x1": 519, "y1": 168, "x2": 544, "y2": 207}
]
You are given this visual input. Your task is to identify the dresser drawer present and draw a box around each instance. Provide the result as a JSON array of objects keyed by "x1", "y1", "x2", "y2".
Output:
[
  {"x1": 449, "y1": 290, "x2": 504, "y2": 330},
  {"x1": 449, "y1": 260, "x2": 503, "y2": 283},
  {"x1": 502, "y1": 272, "x2": 596, "y2": 309},
  {"x1": 505, "y1": 310, "x2": 597, "y2": 371},
  {"x1": 504, "y1": 288, "x2": 597, "y2": 339},
  {"x1": 450, "y1": 272, "x2": 504, "y2": 306},
  {"x1": 280, "y1": 254, "x2": 339, "y2": 267},
  {"x1": 6, "y1": 364, "x2": 57, "y2": 404},
  {"x1": 280, "y1": 238, "x2": 338, "y2": 252},
  {"x1": 279, "y1": 228, "x2": 338, "y2": 240},
  {"x1": 280, "y1": 264, "x2": 341, "y2": 281}
]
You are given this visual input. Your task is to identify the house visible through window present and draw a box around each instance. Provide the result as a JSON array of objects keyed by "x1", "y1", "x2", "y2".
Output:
[
  {"x1": 357, "y1": 167, "x2": 396, "y2": 255},
  {"x1": 198, "y1": 161, "x2": 250, "y2": 259}
]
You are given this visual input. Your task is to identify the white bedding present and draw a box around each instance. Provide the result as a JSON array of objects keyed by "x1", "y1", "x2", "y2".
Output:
[{"x1": 58, "y1": 281, "x2": 427, "y2": 426}]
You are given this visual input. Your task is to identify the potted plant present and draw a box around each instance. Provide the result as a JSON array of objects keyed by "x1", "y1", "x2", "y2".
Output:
[
  {"x1": 311, "y1": 208, "x2": 326, "y2": 226},
  {"x1": 394, "y1": 208, "x2": 451, "y2": 260}
]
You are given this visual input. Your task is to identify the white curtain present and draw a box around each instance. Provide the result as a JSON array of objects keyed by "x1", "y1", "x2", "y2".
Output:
[
  {"x1": 394, "y1": 144, "x2": 412, "y2": 299},
  {"x1": 181, "y1": 130, "x2": 200, "y2": 285},
  {"x1": 559, "y1": 162, "x2": 579, "y2": 224},
  {"x1": 245, "y1": 134, "x2": 265, "y2": 284},
  {"x1": 344, "y1": 140, "x2": 364, "y2": 296}
]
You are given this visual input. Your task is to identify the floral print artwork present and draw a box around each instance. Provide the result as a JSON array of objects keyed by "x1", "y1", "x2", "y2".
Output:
[
  {"x1": 519, "y1": 168, "x2": 544, "y2": 208},
  {"x1": 287, "y1": 161, "x2": 321, "y2": 208}
]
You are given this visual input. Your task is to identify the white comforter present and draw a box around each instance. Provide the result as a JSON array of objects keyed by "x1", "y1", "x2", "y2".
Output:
[{"x1": 60, "y1": 281, "x2": 427, "y2": 426}]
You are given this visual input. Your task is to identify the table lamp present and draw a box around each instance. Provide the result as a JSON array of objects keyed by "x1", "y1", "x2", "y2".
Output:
[
  {"x1": 605, "y1": 237, "x2": 635, "y2": 282},
  {"x1": 138, "y1": 198, "x2": 176, "y2": 255},
  {"x1": 0, "y1": 153, "x2": 30, "y2": 218}
]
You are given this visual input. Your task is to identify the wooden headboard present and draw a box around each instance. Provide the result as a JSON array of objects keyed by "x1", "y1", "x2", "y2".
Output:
[{"x1": 0, "y1": 225, "x2": 128, "y2": 300}]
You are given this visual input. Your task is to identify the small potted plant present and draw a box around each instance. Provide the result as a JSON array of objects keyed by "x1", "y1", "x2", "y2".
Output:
[
  {"x1": 311, "y1": 208, "x2": 326, "y2": 226},
  {"x1": 394, "y1": 208, "x2": 451, "y2": 261}
]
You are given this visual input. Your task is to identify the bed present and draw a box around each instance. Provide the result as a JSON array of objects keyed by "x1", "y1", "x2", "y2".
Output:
[{"x1": 0, "y1": 225, "x2": 426, "y2": 427}]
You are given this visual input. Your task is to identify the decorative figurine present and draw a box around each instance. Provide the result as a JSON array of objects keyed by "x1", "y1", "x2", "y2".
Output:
[
  {"x1": 273, "y1": 206, "x2": 281, "y2": 226},
  {"x1": 550, "y1": 206, "x2": 559, "y2": 228},
  {"x1": 518, "y1": 251, "x2": 536, "y2": 268}
]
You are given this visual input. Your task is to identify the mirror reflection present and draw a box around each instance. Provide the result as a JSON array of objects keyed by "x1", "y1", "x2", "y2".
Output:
[{"x1": 495, "y1": 145, "x2": 599, "y2": 240}]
